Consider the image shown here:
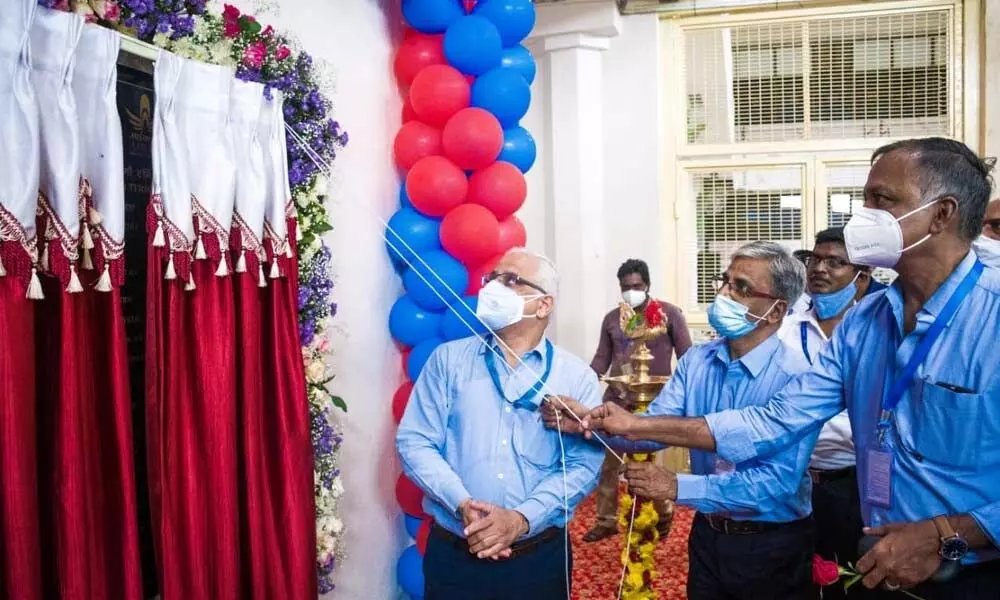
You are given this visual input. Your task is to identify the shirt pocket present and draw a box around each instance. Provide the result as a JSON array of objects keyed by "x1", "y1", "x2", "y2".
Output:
[
  {"x1": 512, "y1": 416, "x2": 560, "y2": 471},
  {"x1": 905, "y1": 379, "x2": 985, "y2": 468}
]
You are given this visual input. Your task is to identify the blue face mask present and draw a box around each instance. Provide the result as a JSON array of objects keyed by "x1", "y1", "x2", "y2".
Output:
[
  {"x1": 707, "y1": 294, "x2": 777, "y2": 339},
  {"x1": 810, "y1": 272, "x2": 860, "y2": 320}
]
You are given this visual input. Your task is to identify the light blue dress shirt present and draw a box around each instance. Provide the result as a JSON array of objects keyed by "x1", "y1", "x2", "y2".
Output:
[
  {"x1": 706, "y1": 251, "x2": 1000, "y2": 564},
  {"x1": 610, "y1": 334, "x2": 818, "y2": 523},
  {"x1": 396, "y1": 335, "x2": 604, "y2": 539}
]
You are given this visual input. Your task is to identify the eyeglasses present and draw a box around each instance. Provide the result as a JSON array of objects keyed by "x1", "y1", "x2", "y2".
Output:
[
  {"x1": 804, "y1": 255, "x2": 852, "y2": 270},
  {"x1": 983, "y1": 219, "x2": 1000, "y2": 237},
  {"x1": 712, "y1": 273, "x2": 779, "y2": 300},
  {"x1": 483, "y1": 271, "x2": 548, "y2": 295}
]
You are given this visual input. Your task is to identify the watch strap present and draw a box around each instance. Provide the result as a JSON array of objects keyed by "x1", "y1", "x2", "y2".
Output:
[{"x1": 933, "y1": 515, "x2": 957, "y2": 540}]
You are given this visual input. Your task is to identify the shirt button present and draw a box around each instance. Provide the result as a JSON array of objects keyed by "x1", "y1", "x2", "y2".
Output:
[
  {"x1": 501, "y1": 439, "x2": 508, "y2": 446},
  {"x1": 497, "y1": 473, "x2": 504, "y2": 480},
  {"x1": 505, "y1": 406, "x2": 512, "y2": 413}
]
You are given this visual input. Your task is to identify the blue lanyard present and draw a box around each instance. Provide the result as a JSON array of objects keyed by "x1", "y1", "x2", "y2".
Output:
[
  {"x1": 877, "y1": 261, "x2": 984, "y2": 442},
  {"x1": 483, "y1": 337, "x2": 554, "y2": 409},
  {"x1": 800, "y1": 322, "x2": 812, "y2": 366}
]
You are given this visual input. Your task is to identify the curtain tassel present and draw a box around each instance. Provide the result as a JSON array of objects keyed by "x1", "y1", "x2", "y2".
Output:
[
  {"x1": 67, "y1": 266, "x2": 84, "y2": 293},
  {"x1": 88, "y1": 205, "x2": 102, "y2": 225},
  {"x1": 185, "y1": 272, "x2": 196, "y2": 291},
  {"x1": 152, "y1": 221, "x2": 166, "y2": 247},
  {"x1": 164, "y1": 253, "x2": 177, "y2": 280},
  {"x1": 285, "y1": 244, "x2": 294, "y2": 259},
  {"x1": 195, "y1": 235, "x2": 207, "y2": 260},
  {"x1": 258, "y1": 263, "x2": 267, "y2": 288},
  {"x1": 26, "y1": 267, "x2": 44, "y2": 300},
  {"x1": 235, "y1": 249, "x2": 247, "y2": 273},
  {"x1": 215, "y1": 254, "x2": 229, "y2": 277},
  {"x1": 95, "y1": 264, "x2": 113, "y2": 292},
  {"x1": 82, "y1": 223, "x2": 95, "y2": 250},
  {"x1": 81, "y1": 247, "x2": 94, "y2": 271},
  {"x1": 269, "y1": 260, "x2": 280, "y2": 279},
  {"x1": 0, "y1": 253, "x2": 6, "y2": 277}
]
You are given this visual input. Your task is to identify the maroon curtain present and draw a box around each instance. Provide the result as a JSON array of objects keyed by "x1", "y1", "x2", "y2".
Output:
[
  {"x1": 0, "y1": 243, "x2": 42, "y2": 600},
  {"x1": 145, "y1": 208, "x2": 241, "y2": 600}
]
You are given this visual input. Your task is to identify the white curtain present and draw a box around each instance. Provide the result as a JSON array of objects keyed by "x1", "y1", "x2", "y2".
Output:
[
  {"x1": 260, "y1": 91, "x2": 293, "y2": 277},
  {"x1": 72, "y1": 24, "x2": 123, "y2": 291},
  {"x1": 231, "y1": 79, "x2": 268, "y2": 284}
]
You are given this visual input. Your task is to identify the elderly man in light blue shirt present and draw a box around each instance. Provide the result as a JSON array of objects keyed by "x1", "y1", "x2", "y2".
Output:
[
  {"x1": 584, "y1": 138, "x2": 1000, "y2": 599},
  {"x1": 396, "y1": 248, "x2": 603, "y2": 600}
]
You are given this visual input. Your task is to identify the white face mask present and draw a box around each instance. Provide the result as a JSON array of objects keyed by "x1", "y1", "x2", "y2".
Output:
[
  {"x1": 475, "y1": 280, "x2": 544, "y2": 332},
  {"x1": 844, "y1": 200, "x2": 938, "y2": 268},
  {"x1": 622, "y1": 290, "x2": 647, "y2": 308},
  {"x1": 973, "y1": 235, "x2": 1000, "y2": 268}
]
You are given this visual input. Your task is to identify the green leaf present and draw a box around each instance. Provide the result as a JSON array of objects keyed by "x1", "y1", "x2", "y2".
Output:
[
  {"x1": 313, "y1": 221, "x2": 333, "y2": 235},
  {"x1": 243, "y1": 18, "x2": 262, "y2": 34},
  {"x1": 330, "y1": 395, "x2": 348, "y2": 413}
]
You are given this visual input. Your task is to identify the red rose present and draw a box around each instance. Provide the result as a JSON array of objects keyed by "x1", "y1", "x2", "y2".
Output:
[
  {"x1": 262, "y1": 25, "x2": 274, "y2": 37},
  {"x1": 812, "y1": 555, "x2": 840, "y2": 587},
  {"x1": 276, "y1": 45, "x2": 291, "y2": 61},
  {"x1": 222, "y1": 4, "x2": 241, "y2": 19},
  {"x1": 644, "y1": 301, "x2": 664, "y2": 328}
]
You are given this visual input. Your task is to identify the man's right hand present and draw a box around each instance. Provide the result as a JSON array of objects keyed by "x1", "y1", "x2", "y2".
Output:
[
  {"x1": 458, "y1": 499, "x2": 512, "y2": 559},
  {"x1": 582, "y1": 401, "x2": 640, "y2": 437},
  {"x1": 540, "y1": 395, "x2": 588, "y2": 434}
]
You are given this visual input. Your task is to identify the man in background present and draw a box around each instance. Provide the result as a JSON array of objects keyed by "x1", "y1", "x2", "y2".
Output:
[
  {"x1": 789, "y1": 250, "x2": 814, "y2": 314},
  {"x1": 584, "y1": 258, "x2": 692, "y2": 542},
  {"x1": 973, "y1": 198, "x2": 1000, "y2": 266},
  {"x1": 778, "y1": 227, "x2": 885, "y2": 596}
]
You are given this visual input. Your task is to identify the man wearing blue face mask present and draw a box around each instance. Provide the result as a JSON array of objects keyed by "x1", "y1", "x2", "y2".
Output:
[
  {"x1": 972, "y1": 198, "x2": 1000, "y2": 267},
  {"x1": 396, "y1": 248, "x2": 604, "y2": 600},
  {"x1": 778, "y1": 227, "x2": 886, "y2": 595}
]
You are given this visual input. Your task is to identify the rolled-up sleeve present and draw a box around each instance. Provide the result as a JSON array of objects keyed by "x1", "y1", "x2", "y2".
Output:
[{"x1": 970, "y1": 502, "x2": 1000, "y2": 550}]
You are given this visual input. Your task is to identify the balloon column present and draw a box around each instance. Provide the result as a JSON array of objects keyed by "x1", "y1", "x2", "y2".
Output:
[{"x1": 390, "y1": 0, "x2": 536, "y2": 597}]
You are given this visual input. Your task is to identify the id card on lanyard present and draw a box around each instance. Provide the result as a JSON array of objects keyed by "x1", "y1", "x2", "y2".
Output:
[
  {"x1": 865, "y1": 261, "x2": 984, "y2": 509},
  {"x1": 483, "y1": 337, "x2": 555, "y2": 409}
]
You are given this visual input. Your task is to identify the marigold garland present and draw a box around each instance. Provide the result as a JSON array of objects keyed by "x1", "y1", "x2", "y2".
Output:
[{"x1": 618, "y1": 452, "x2": 661, "y2": 600}]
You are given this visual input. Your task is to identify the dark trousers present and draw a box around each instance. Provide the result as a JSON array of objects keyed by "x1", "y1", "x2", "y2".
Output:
[
  {"x1": 847, "y1": 561, "x2": 1000, "y2": 600},
  {"x1": 687, "y1": 513, "x2": 817, "y2": 600},
  {"x1": 423, "y1": 528, "x2": 571, "y2": 600},
  {"x1": 811, "y1": 467, "x2": 864, "y2": 600}
]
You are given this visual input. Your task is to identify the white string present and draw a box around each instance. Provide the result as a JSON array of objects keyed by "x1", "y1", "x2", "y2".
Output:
[{"x1": 617, "y1": 492, "x2": 638, "y2": 600}]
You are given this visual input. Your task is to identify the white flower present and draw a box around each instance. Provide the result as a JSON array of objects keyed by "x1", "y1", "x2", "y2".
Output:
[
  {"x1": 306, "y1": 359, "x2": 326, "y2": 382},
  {"x1": 152, "y1": 32, "x2": 171, "y2": 48},
  {"x1": 332, "y1": 476, "x2": 345, "y2": 498},
  {"x1": 209, "y1": 40, "x2": 234, "y2": 64},
  {"x1": 193, "y1": 15, "x2": 211, "y2": 38}
]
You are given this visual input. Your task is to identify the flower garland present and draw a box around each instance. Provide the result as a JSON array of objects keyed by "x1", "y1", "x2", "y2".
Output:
[
  {"x1": 617, "y1": 453, "x2": 660, "y2": 600},
  {"x1": 42, "y1": 0, "x2": 349, "y2": 593}
]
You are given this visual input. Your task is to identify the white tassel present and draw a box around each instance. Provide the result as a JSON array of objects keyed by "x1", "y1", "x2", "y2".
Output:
[
  {"x1": 258, "y1": 263, "x2": 267, "y2": 288},
  {"x1": 269, "y1": 260, "x2": 280, "y2": 279},
  {"x1": 67, "y1": 266, "x2": 83, "y2": 293},
  {"x1": 195, "y1": 236, "x2": 207, "y2": 260},
  {"x1": 81, "y1": 247, "x2": 94, "y2": 271},
  {"x1": 215, "y1": 255, "x2": 229, "y2": 277},
  {"x1": 285, "y1": 244, "x2": 294, "y2": 258},
  {"x1": 26, "y1": 267, "x2": 44, "y2": 300},
  {"x1": 185, "y1": 272, "x2": 196, "y2": 291},
  {"x1": 152, "y1": 222, "x2": 166, "y2": 247},
  {"x1": 88, "y1": 206, "x2": 102, "y2": 225},
  {"x1": 0, "y1": 254, "x2": 6, "y2": 277},
  {"x1": 40, "y1": 243, "x2": 49, "y2": 271},
  {"x1": 164, "y1": 253, "x2": 177, "y2": 280},
  {"x1": 82, "y1": 224, "x2": 94, "y2": 250},
  {"x1": 235, "y1": 250, "x2": 247, "y2": 273},
  {"x1": 95, "y1": 264, "x2": 112, "y2": 292}
]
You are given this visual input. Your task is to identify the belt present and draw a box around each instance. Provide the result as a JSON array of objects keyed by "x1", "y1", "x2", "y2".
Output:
[
  {"x1": 809, "y1": 466, "x2": 856, "y2": 485},
  {"x1": 700, "y1": 513, "x2": 810, "y2": 536},
  {"x1": 431, "y1": 524, "x2": 562, "y2": 559}
]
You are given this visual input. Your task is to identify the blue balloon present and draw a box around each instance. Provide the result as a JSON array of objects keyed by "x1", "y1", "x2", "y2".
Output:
[
  {"x1": 472, "y1": 0, "x2": 536, "y2": 47},
  {"x1": 408, "y1": 337, "x2": 444, "y2": 381},
  {"x1": 402, "y1": 250, "x2": 469, "y2": 311},
  {"x1": 499, "y1": 44, "x2": 535, "y2": 84},
  {"x1": 471, "y1": 68, "x2": 531, "y2": 128},
  {"x1": 391, "y1": 252, "x2": 409, "y2": 276},
  {"x1": 443, "y1": 16, "x2": 503, "y2": 76},
  {"x1": 389, "y1": 296, "x2": 444, "y2": 347},
  {"x1": 386, "y1": 208, "x2": 441, "y2": 267},
  {"x1": 404, "y1": 514, "x2": 423, "y2": 538},
  {"x1": 397, "y1": 545, "x2": 425, "y2": 597},
  {"x1": 498, "y1": 126, "x2": 536, "y2": 173},
  {"x1": 399, "y1": 185, "x2": 412, "y2": 209},
  {"x1": 441, "y1": 296, "x2": 488, "y2": 341},
  {"x1": 402, "y1": 0, "x2": 464, "y2": 34}
]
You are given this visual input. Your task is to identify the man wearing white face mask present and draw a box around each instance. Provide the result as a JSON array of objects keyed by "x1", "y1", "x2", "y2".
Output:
[
  {"x1": 396, "y1": 248, "x2": 604, "y2": 600},
  {"x1": 584, "y1": 258, "x2": 691, "y2": 542},
  {"x1": 972, "y1": 198, "x2": 1000, "y2": 267},
  {"x1": 583, "y1": 138, "x2": 1000, "y2": 598}
]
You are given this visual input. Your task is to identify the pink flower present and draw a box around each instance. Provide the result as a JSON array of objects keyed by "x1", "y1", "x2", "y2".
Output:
[
  {"x1": 317, "y1": 338, "x2": 330, "y2": 353},
  {"x1": 101, "y1": 0, "x2": 120, "y2": 23},
  {"x1": 243, "y1": 41, "x2": 267, "y2": 69},
  {"x1": 276, "y1": 45, "x2": 291, "y2": 61},
  {"x1": 262, "y1": 25, "x2": 274, "y2": 37},
  {"x1": 223, "y1": 4, "x2": 241, "y2": 20},
  {"x1": 223, "y1": 20, "x2": 241, "y2": 37},
  {"x1": 812, "y1": 555, "x2": 841, "y2": 587}
]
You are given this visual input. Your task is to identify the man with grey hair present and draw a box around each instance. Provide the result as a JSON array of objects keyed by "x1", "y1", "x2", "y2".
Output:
[
  {"x1": 584, "y1": 137, "x2": 1000, "y2": 598},
  {"x1": 397, "y1": 247, "x2": 603, "y2": 599},
  {"x1": 545, "y1": 241, "x2": 819, "y2": 599}
]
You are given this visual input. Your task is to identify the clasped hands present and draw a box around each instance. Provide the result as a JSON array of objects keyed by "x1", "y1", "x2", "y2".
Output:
[
  {"x1": 540, "y1": 396, "x2": 640, "y2": 438},
  {"x1": 459, "y1": 499, "x2": 527, "y2": 561}
]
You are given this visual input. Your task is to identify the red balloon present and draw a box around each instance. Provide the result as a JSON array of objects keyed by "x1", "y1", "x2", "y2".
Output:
[
  {"x1": 416, "y1": 518, "x2": 432, "y2": 555},
  {"x1": 406, "y1": 156, "x2": 468, "y2": 217},
  {"x1": 441, "y1": 108, "x2": 503, "y2": 171},
  {"x1": 392, "y1": 381, "x2": 414, "y2": 424},
  {"x1": 440, "y1": 204, "x2": 501, "y2": 266},
  {"x1": 402, "y1": 96, "x2": 418, "y2": 123},
  {"x1": 394, "y1": 121, "x2": 442, "y2": 172},
  {"x1": 409, "y1": 65, "x2": 470, "y2": 127},
  {"x1": 466, "y1": 254, "x2": 503, "y2": 295},
  {"x1": 395, "y1": 473, "x2": 426, "y2": 517},
  {"x1": 394, "y1": 34, "x2": 445, "y2": 88},
  {"x1": 496, "y1": 215, "x2": 526, "y2": 254},
  {"x1": 468, "y1": 161, "x2": 527, "y2": 220}
]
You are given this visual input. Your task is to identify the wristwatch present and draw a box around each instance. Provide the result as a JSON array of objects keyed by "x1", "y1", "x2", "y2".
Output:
[{"x1": 933, "y1": 515, "x2": 969, "y2": 561}]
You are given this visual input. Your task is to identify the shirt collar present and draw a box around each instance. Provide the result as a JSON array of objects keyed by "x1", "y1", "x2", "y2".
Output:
[
  {"x1": 480, "y1": 334, "x2": 548, "y2": 360},
  {"x1": 712, "y1": 333, "x2": 781, "y2": 378},
  {"x1": 885, "y1": 250, "x2": 978, "y2": 330}
]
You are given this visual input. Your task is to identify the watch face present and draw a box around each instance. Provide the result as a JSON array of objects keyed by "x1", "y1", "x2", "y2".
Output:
[{"x1": 941, "y1": 537, "x2": 969, "y2": 561}]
